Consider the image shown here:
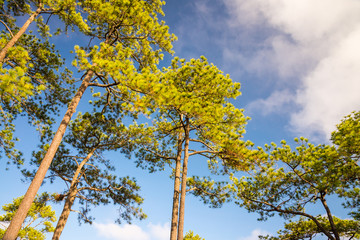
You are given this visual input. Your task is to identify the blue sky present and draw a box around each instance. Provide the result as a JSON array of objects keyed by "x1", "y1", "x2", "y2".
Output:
[{"x1": 1, "y1": 0, "x2": 360, "y2": 239}]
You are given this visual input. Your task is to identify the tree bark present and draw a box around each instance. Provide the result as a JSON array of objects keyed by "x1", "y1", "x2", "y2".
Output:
[
  {"x1": 177, "y1": 118, "x2": 190, "y2": 240},
  {"x1": 320, "y1": 193, "x2": 340, "y2": 240},
  {"x1": 3, "y1": 70, "x2": 94, "y2": 240},
  {"x1": 52, "y1": 149, "x2": 96, "y2": 240},
  {"x1": 170, "y1": 129, "x2": 183, "y2": 240},
  {"x1": 52, "y1": 185, "x2": 78, "y2": 240},
  {"x1": 0, "y1": 7, "x2": 42, "y2": 63}
]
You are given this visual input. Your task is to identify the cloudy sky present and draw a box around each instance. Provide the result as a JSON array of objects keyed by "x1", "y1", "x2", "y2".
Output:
[
  {"x1": 169, "y1": 0, "x2": 360, "y2": 142},
  {"x1": 1, "y1": 0, "x2": 360, "y2": 240}
]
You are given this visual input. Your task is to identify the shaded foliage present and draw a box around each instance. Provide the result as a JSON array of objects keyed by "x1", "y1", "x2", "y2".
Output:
[{"x1": 23, "y1": 112, "x2": 147, "y2": 227}]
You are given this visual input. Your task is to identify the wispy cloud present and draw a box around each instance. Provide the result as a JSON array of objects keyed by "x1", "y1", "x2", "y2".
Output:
[
  {"x1": 247, "y1": 89, "x2": 295, "y2": 116},
  {"x1": 148, "y1": 222, "x2": 170, "y2": 240},
  {"x1": 93, "y1": 222, "x2": 169, "y2": 240},
  {"x1": 291, "y1": 26, "x2": 360, "y2": 138},
  {"x1": 171, "y1": 0, "x2": 360, "y2": 141},
  {"x1": 238, "y1": 229, "x2": 271, "y2": 240},
  {"x1": 223, "y1": 0, "x2": 360, "y2": 140},
  {"x1": 93, "y1": 223, "x2": 150, "y2": 240}
]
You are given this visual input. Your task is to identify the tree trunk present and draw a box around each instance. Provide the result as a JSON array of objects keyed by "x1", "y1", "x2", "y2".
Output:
[
  {"x1": 177, "y1": 118, "x2": 190, "y2": 240},
  {"x1": 0, "y1": 7, "x2": 42, "y2": 63},
  {"x1": 170, "y1": 129, "x2": 183, "y2": 240},
  {"x1": 52, "y1": 149, "x2": 96, "y2": 240},
  {"x1": 3, "y1": 70, "x2": 94, "y2": 240},
  {"x1": 52, "y1": 185, "x2": 78, "y2": 240},
  {"x1": 320, "y1": 194, "x2": 339, "y2": 240}
]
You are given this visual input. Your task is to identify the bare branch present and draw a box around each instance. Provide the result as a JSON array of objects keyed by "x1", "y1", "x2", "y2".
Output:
[
  {"x1": 189, "y1": 138, "x2": 217, "y2": 152},
  {"x1": 88, "y1": 82, "x2": 120, "y2": 88},
  {"x1": 189, "y1": 149, "x2": 218, "y2": 156},
  {"x1": 78, "y1": 186, "x2": 109, "y2": 192},
  {"x1": 70, "y1": 209, "x2": 93, "y2": 223},
  {"x1": 0, "y1": 20, "x2": 14, "y2": 37},
  {"x1": 142, "y1": 146, "x2": 176, "y2": 160}
]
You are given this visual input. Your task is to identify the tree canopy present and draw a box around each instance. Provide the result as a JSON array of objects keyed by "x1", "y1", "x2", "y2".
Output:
[
  {"x1": 0, "y1": 193, "x2": 56, "y2": 240},
  {"x1": 184, "y1": 230, "x2": 205, "y2": 240},
  {"x1": 2, "y1": 0, "x2": 176, "y2": 238},
  {"x1": 229, "y1": 112, "x2": 360, "y2": 240},
  {"x1": 24, "y1": 111, "x2": 150, "y2": 240},
  {"x1": 2, "y1": 1, "x2": 359, "y2": 240},
  {"x1": 126, "y1": 56, "x2": 252, "y2": 240}
]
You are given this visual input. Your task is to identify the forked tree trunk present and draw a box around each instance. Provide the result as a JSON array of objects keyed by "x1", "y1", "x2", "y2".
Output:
[
  {"x1": 3, "y1": 70, "x2": 94, "y2": 240},
  {"x1": 170, "y1": 130, "x2": 183, "y2": 240},
  {"x1": 177, "y1": 118, "x2": 190, "y2": 240},
  {"x1": 52, "y1": 149, "x2": 96, "y2": 240},
  {"x1": 0, "y1": 7, "x2": 42, "y2": 63}
]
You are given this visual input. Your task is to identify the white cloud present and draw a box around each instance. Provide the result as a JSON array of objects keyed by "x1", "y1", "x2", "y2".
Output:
[
  {"x1": 93, "y1": 223, "x2": 150, "y2": 240},
  {"x1": 148, "y1": 222, "x2": 170, "y2": 240},
  {"x1": 224, "y1": 0, "x2": 360, "y2": 140},
  {"x1": 225, "y1": 0, "x2": 360, "y2": 43},
  {"x1": 247, "y1": 90, "x2": 295, "y2": 115},
  {"x1": 238, "y1": 229, "x2": 271, "y2": 240},
  {"x1": 93, "y1": 222, "x2": 170, "y2": 240},
  {"x1": 291, "y1": 25, "x2": 360, "y2": 138}
]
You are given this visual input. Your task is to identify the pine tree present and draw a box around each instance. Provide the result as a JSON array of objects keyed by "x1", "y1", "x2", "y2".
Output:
[{"x1": 3, "y1": 1, "x2": 175, "y2": 239}]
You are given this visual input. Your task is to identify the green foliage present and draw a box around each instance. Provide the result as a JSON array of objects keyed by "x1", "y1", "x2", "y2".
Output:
[
  {"x1": 232, "y1": 140, "x2": 339, "y2": 218},
  {"x1": 0, "y1": 0, "x2": 85, "y2": 119},
  {"x1": 0, "y1": 0, "x2": 90, "y2": 36},
  {"x1": 259, "y1": 216, "x2": 360, "y2": 240},
  {"x1": 184, "y1": 230, "x2": 205, "y2": 240},
  {"x1": 0, "y1": 34, "x2": 73, "y2": 165},
  {"x1": 331, "y1": 111, "x2": 360, "y2": 221},
  {"x1": 1, "y1": 0, "x2": 176, "y2": 166},
  {"x1": 160, "y1": 57, "x2": 254, "y2": 171},
  {"x1": 70, "y1": 0, "x2": 176, "y2": 86},
  {"x1": 127, "y1": 122, "x2": 174, "y2": 173},
  {"x1": 187, "y1": 176, "x2": 231, "y2": 208},
  {"x1": 1, "y1": 17, "x2": 74, "y2": 165},
  {"x1": 229, "y1": 112, "x2": 360, "y2": 240},
  {"x1": 24, "y1": 112, "x2": 147, "y2": 224},
  {"x1": 132, "y1": 56, "x2": 252, "y2": 171},
  {"x1": 62, "y1": 0, "x2": 177, "y2": 144},
  {"x1": 3, "y1": 0, "x2": 175, "y2": 237},
  {"x1": 331, "y1": 110, "x2": 360, "y2": 159},
  {"x1": 125, "y1": 57, "x2": 255, "y2": 221},
  {"x1": 0, "y1": 193, "x2": 56, "y2": 240}
]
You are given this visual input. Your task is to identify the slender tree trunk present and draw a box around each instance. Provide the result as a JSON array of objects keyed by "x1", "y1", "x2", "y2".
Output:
[
  {"x1": 0, "y1": 7, "x2": 42, "y2": 63},
  {"x1": 320, "y1": 194, "x2": 339, "y2": 240},
  {"x1": 52, "y1": 185, "x2": 78, "y2": 240},
  {"x1": 52, "y1": 149, "x2": 96, "y2": 240},
  {"x1": 170, "y1": 129, "x2": 183, "y2": 240},
  {"x1": 177, "y1": 118, "x2": 190, "y2": 240},
  {"x1": 3, "y1": 70, "x2": 94, "y2": 240}
]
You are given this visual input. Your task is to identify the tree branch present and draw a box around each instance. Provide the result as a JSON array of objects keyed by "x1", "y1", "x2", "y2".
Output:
[
  {"x1": 70, "y1": 209, "x2": 93, "y2": 223},
  {"x1": 88, "y1": 82, "x2": 120, "y2": 88},
  {"x1": 78, "y1": 186, "x2": 110, "y2": 192},
  {"x1": 142, "y1": 146, "x2": 176, "y2": 160},
  {"x1": 240, "y1": 194, "x2": 335, "y2": 240},
  {"x1": 188, "y1": 149, "x2": 218, "y2": 156},
  {"x1": 189, "y1": 138, "x2": 217, "y2": 152},
  {"x1": 0, "y1": 20, "x2": 14, "y2": 37},
  {"x1": 319, "y1": 192, "x2": 340, "y2": 240}
]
